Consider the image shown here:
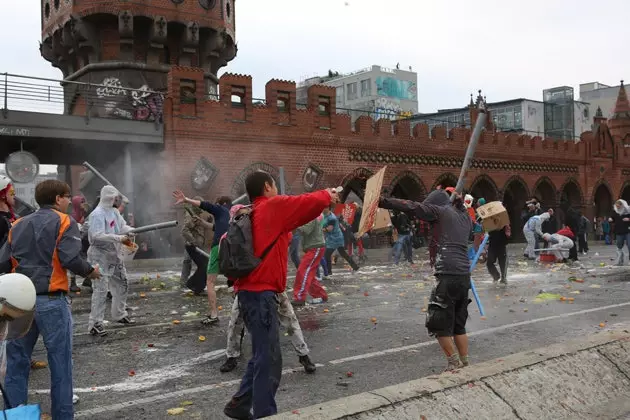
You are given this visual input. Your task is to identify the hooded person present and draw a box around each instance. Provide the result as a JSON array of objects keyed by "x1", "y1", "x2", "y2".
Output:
[
  {"x1": 522, "y1": 211, "x2": 551, "y2": 260},
  {"x1": 423, "y1": 189, "x2": 450, "y2": 269},
  {"x1": 542, "y1": 232, "x2": 573, "y2": 263},
  {"x1": 0, "y1": 176, "x2": 16, "y2": 247},
  {"x1": 610, "y1": 199, "x2": 630, "y2": 265},
  {"x1": 86, "y1": 185, "x2": 135, "y2": 336}
]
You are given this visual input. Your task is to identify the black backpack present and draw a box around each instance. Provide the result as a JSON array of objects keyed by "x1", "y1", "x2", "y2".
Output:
[{"x1": 218, "y1": 211, "x2": 278, "y2": 279}]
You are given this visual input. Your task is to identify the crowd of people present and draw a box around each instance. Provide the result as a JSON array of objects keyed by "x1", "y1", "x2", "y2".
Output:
[{"x1": 2, "y1": 168, "x2": 629, "y2": 419}]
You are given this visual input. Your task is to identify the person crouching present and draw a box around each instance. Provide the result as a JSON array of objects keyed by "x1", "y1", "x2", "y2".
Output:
[{"x1": 542, "y1": 232, "x2": 573, "y2": 263}]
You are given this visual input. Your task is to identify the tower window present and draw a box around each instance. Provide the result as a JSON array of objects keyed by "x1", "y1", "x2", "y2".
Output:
[
  {"x1": 54, "y1": 0, "x2": 59, "y2": 10},
  {"x1": 44, "y1": 2, "x2": 50, "y2": 19},
  {"x1": 226, "y1": 1, "x2": 231, "y2": 18}
]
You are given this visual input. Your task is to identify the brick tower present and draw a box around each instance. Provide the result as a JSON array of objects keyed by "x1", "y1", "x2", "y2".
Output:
[
  {"x1": 39, "y1": 0, "x2": 237, "y2": 118},
  {"x1": 610, "y1": 81, "x2": 630, "y2": 142}
]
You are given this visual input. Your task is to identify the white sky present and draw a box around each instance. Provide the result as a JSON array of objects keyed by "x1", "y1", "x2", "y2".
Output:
[{"x1": 1, "y1": 0, "x2": 628, "y2": 172}]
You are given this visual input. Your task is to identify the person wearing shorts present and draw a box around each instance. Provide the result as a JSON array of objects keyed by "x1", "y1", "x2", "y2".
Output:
[
  {"x1": 379, "y1": 188, "x2": 473, "y2": 371},
  {"x1": 173, "y1": 191, "x2": 232, "y2": 325}
]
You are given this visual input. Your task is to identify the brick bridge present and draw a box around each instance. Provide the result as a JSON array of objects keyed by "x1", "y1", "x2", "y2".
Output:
[{"x1": 159, "y1": 67, "x2": 630, "y2": 237}]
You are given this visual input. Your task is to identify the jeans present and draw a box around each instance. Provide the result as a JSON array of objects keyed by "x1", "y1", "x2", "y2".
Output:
[
  {"x1": 5, "y1": 295, "x2": 73, "y2": 420},
  {"x1": 324, "y1": 247, "x2": 359, "y2": 274},
  {"x1": 232, "y1": 291, "x2": 282, "y2": 418},
  {"x1": 393, "y1": 233, "x2": 413, "y2": 264},
  {"x1": 289, "y1": 232, "x2": 301, "y2": 269}
]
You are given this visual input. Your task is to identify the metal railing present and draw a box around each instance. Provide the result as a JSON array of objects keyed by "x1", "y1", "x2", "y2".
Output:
[{"x1": 0, "y1": 73, "x2": 164, "y2": 124}]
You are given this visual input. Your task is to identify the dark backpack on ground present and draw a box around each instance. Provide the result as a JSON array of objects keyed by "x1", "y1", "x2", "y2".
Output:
[{"x1": 218, "y1": 210, "x2": 278, "y2": 279}]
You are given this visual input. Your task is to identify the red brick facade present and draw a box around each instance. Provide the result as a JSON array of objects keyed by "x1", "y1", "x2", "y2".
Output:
[{"x1": 163, "y1": 67, "x2": 630, "y2": 232}]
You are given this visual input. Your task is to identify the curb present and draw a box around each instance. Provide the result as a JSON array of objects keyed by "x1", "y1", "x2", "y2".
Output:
[{"x1": 271, "y1": 327, "x2": 630, "y2": 419}]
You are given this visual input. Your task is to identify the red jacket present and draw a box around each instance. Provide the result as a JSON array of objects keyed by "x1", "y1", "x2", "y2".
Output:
[{"x1": 235, "y1": 191, "x2": 331, "y2": 293}]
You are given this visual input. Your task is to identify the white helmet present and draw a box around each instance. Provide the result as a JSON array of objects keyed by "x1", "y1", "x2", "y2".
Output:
[
  {"x1": 0, "y1": 175, "x2": 11, "y2": 192},
  {"x1": 0, "y1": 273, "x2": 36, "y2": 340}
]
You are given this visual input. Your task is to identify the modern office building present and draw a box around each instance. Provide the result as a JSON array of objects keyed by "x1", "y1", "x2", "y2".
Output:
[{"x1": 296, "y1": 65, "x2": 418, "y2": 122}]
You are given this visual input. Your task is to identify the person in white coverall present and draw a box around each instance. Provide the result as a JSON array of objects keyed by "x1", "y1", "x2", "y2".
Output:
[
  {"x1": 523, "y1": 211, "x2": 551, "y2": 259},
  {"x1": 542, "y1": 232, "x2": 573, "y2": 262},
  {"x1": 87, "y1": 185, "x2": 136, "y2": 337}
]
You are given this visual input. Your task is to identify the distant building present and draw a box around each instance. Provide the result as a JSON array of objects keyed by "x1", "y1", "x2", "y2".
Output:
[
  {"x1": 296, "y1": 65, "x2": 418, "y2": 123},
  {"x1": 409, "y1": 87, "x2": 591, "y2": 141},
  {"x1": 580, "y1": 81, "x2": 628, "y2": 119}
]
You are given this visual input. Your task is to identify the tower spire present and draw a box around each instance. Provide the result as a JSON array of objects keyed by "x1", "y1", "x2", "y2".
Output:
[{"x1": 613, "y1": 80, "x2": 630, "y2": 117}]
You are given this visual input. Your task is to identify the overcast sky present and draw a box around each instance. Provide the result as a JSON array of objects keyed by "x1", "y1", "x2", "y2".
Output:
[
  {"x1": 2, "y1": 0, "x2": 628, "y2": 174},
  {"x1": 3, "y1": 0, "x2": 628, "y2": 111}
]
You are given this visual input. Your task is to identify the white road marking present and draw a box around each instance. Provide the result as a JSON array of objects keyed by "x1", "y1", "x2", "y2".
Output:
[
  {"x1": 73, "y1": 364, "x2": 325, "y2": 418},
  {"x1": 63, "y1": 300, "x2": 630, "y2": 417},
  {"x1": 328, "y1": 301, "x2": 630, "y2": 364}
]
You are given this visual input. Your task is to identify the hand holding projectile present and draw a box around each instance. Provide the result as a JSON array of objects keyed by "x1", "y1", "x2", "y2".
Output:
[{"x1": 87, "y1": 265, "x2": 101, "y2": 280}]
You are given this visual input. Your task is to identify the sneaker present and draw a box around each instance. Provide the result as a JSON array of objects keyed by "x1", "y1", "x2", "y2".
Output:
[
  {"x1": 201, "y1": 315, "x2": 219, "y2": 326},
  {"x1": 223, "y1": 397, "x2": 253, "y2": 420},
  {"x1": 73, "y1": 394, "x2": 79, "y2": 404},
  {"x1": 117, "y1": 317, "x2": 136, "y2": 325},
  {"x1": 220, "y1": 357, "x2": 238, "y2": 373},
  {"x1": 499, "y1": 279, "x2": 507, "y2": 285},
  {"x1": 90, "y1": 324, "x2": 107, "y2": 337},
  {"x1": 299, "y1": 355, "x2": 316, "y2": 374}
]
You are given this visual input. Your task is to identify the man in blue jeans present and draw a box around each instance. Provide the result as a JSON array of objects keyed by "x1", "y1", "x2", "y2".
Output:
[
  {"x1": 223, "y1": 171, "x2": 336, "y2": 419},
  {"x1": 0, "y1": 180, "x2": 100, "y2": 419}
]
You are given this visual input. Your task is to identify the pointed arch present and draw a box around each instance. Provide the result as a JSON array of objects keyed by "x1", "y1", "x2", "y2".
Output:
[
  {"x1": 620, "y1": 180, "x2": 630, "y2": 202},
  {"x1": 591, "y1": 179, "x2": 614, "y2": 218},
  {"x1": 340, "y1": 167, "x2": 374, "y2": 202},
  {"x1": 231, "y1": 161, "x2": 289, "y2": 199},
  {"x1": 431, "y1": 172, "x2": 458, "y2": 191},
  {"x1": 558, "y1": 177, "x2": 583, "y2": 207},
  {"x1": 532, "y1": 176, "x2": 557, "y2": 209},
  {"x1": 501, "y1": 176, "x2": 530, "y2": 240},
  {"x1": 389, "y1": 170, "x2": 427, "y2": 201},
  {"x1": 469, "y1": 174, "x2": 500, "y2": 202}
]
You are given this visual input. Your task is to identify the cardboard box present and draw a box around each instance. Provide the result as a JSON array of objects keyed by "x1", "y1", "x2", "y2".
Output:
[{"x1": 476, "y1": 201, "x2": 510, "y2": 232}]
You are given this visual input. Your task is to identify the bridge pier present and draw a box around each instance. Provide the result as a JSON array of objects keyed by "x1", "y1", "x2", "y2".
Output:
[{"x1": 123, "y1": 145, "x2": 134, "y2": 215}]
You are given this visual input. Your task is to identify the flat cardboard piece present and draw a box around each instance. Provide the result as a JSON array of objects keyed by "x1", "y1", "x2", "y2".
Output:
[
  {"x1": 357, "y1": 166, "x2": 387, "y2": 236},
  {"x1": 371, "y1": 208, "x2": 392, "y2": 233},
  {"x1": 476, "y1": 201, "x2": 510, "y2": 232}
]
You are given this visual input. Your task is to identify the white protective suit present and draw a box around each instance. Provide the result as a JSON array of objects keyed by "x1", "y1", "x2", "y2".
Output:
[
  {"x1": 87, "y1": 185, "x2": 133, "y2": 330},
  {"x1": 543, "y1": 233, "x2": 573, "y2": 262},
  {"x1": 613, "y1": 200, "x2": 630, "y2": 265},
  {"x1": 523, "y1": 212, "x2": 550, "y2": 259}
]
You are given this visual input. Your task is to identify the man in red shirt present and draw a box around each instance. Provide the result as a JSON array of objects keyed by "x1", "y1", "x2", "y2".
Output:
[{"x1": 224, "y1": 171, "x2": 337, "y2": 420}]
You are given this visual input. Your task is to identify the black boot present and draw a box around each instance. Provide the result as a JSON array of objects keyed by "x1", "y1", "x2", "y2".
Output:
[
  {"x1": 299, "y1": 355, "x2": 316, "y2": 373},
  {"x1": 224, "y1": 397, "x2": 253, "y2": 420},
  {"x1": 220, "y1": 357, "x2": 238, "y2": 373}
]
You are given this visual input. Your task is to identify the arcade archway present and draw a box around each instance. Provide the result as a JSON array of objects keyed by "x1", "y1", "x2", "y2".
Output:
[
  {"x1": 340, "y1": 167, "x2": 374, "y2": 202},
  {"x1": 469, "y1": 175, "x2": 499, "y2": 202},
  {"x1": 502, "y1": 176, "x2": 530, "y2": 241},
  {"x1": 389, "y1": 171, "x2": 427, "y2": 201},
  {"x1": 559, "y1": 179, "x2": 583, "y2": 209},
  {"x1": 620, "y1": 182, "x2": 630, "y2": 203},
  {"x1": 593, "y1": 182, "x2": 613, "y2": 218},
  {"x1": 230, "y1": 162, "x2": 289, "y2": 202},
  {"x1": 431, "y1": 172, "x2": 458, "y2": 191},
  {"x1": 532, "y1": 177, "x2": 557, "y2": 210}
]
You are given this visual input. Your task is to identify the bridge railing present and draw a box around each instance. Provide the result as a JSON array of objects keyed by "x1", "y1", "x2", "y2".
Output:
[{"x1": 0, "y1": 73, "x2": 164, "y2": 124}]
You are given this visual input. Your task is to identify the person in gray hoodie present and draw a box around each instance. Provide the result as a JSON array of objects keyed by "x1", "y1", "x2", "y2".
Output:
[{"x1": 379, "y1": 189, "x2": 472, "y2": 371}]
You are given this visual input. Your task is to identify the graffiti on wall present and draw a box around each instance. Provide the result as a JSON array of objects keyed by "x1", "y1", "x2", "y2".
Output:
[
  {"x1": 373, "y1": 98, "x2": 413, "y2": 121},
  {"x1": 96, "y1": 77, "x2": 164, "y2": 122},
  {"x1": 375, "y1": 76, "x2": 417, "y2": 101}
]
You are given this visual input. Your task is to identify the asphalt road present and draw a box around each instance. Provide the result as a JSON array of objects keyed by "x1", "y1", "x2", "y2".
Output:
[{"x1": 24, "y1": 243, "x2": 630, "y2": 419}]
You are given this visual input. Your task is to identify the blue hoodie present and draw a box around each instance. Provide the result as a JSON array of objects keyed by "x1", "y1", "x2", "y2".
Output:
[{"x1": 323, "y1": 212, "x2": 345, "y2": 249}]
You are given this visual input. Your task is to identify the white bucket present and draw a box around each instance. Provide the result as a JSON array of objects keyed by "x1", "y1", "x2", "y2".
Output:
[{"x1": 122, "y1": 241, "x2": 139, "y2": 262}]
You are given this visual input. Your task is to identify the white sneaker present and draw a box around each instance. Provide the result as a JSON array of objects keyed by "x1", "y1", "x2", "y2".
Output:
[{"x1": 73, "y1": 394, "x2": 79, "y2": 404}]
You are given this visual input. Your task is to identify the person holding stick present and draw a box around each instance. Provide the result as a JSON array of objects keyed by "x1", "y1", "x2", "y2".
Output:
[
  {"x1": 173, "y1": 191, "x2": 231, "y2": 325},
  {"x1": 379, "y1": 188, "x2": 473, "y2": 371}
]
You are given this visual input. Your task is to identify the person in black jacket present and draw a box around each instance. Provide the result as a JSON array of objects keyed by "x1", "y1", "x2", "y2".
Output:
[
  {"x1": 560, "y1": 199, "x2": 580, "y2": 261},
  {"x1": 610, "y1": 199, "x2": 630, "y2": 265},
  {"x1": 487, "y1": 224, "x2": 511, "y2": 284}
]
